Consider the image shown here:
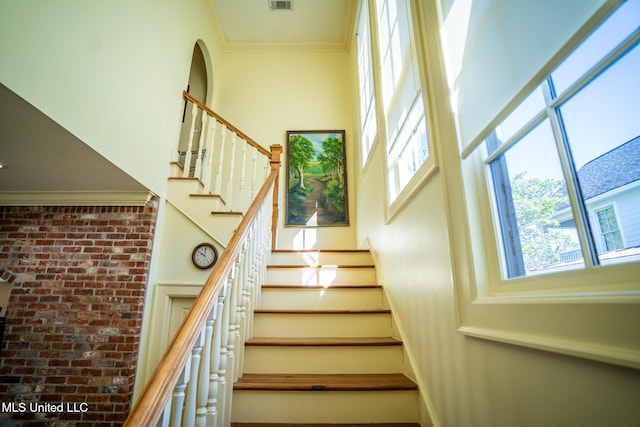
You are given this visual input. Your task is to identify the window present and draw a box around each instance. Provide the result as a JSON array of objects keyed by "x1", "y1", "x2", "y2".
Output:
[
  {"x1": 374, "y1": 0, "x2": 430, "y2": 204},
  {"x1": 596, "y1": 206, "x2": 624, "y2": 252},
  {"x1": 476, "y1": 0, "x2": 640, "y2": 279},
  {"x1": 356, "y1": 0, "x2": 377, "y2": 166},
  {"x1": 450, "y1": 0, "x2": 640, "y2": 372}
]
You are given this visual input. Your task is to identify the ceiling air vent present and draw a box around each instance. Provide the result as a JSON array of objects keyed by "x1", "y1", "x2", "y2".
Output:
[{"x1": 269, "y1": 0, "x2": 292, "y2": 11}]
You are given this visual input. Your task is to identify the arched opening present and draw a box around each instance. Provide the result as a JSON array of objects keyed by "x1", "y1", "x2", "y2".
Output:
[{"x1": 178, "y1": 41, "x2": 211, "y2": 175}]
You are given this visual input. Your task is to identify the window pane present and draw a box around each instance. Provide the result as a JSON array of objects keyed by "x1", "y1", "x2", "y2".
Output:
[
  {"x1": 559, "y1": 43, "x2": 640, "y2": 265},
  {"x1": 397, "y1": 116, "x2": 428, "y2": 189},
  {"x1": 378, "y1": 0, "x2": 428, "y2": 203},
  {"x1": 551, "y1": 0, "x2": 640, "y2": 95},
  {"x1": 357, "y1": 0, "x2": 377, "y2": 165},
  {"x1": 378, "y1": 0, "x2": 413, "y2": 112},
  {"x1": 362, "y1": 104, "x2": 377, "y2": 161},
  {"x1": 494, "y1": 85, "x2": 546, "y2": 147},
  {"x1": 489, "y1": 120, "x2": 583, "y2": 277},
  {"x1": 597, "y1": 207, "x2": 624, "y2": 252}
]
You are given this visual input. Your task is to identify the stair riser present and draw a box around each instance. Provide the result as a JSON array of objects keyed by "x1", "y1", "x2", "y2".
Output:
[
  {"x1": 269, "y1": 251, "x2": 374, "y2": 266},
  {"x1": 232, "y1": 390, "x2": 418, "y2": 423},
  {"x1": 252, "y1": 313, "x2": 391, "y2": 338},
  {"x1": 243, "y1": 346, "x2": 403, "y2": 374},
  {"x1": 259, "y1": 288, "x2": 383, "y2": 310},
  {"x1": 167, "y1": 178, "x2": 202, "y2": 195},
  {"x1": 266, "y1": 268, "x2": 376, "y2": 286},
  {"x1": 167, "y1": 179, "x2": 239, "y2": 242}
]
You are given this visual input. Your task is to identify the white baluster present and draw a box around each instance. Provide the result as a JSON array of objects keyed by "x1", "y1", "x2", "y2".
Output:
[
  {"x1": 169, "y1": 365, "x2": 189, "y2": 427},
  {"x1": 183, "y1": 102, "x2": 199, "y2": 178},
  {"x1": 263, "y1": 155, "x2": 270, "y2": 180},
  {"x1": 195, "y1": 307, "x2": 216, "y2": 427},
  {"x1": 226, "y1": 133, "x2": 238, "y2": 211},
  {"x1": 214, "y1": 127, "x2": 228, "y2": 201},
  {"x1": 203, "y1": 119, "x2": 217, "y2": 194},
  {"x1": 245, "y1": 224, "x2": 257, "y2": 340},
  {"x1": 250, "y1": 147, "x2": 258, "y2": 200},
  {"x1": 222, "y1": 258, "x2": 241, "y2": 427},
  {"x1": 227, "y1": 255, "x2": 241, "y2": 382},
  {"x1": 238, "y1": 141, "x2": 247, "y2": 212},
  {"x1": 158, "y1": 392, "x2": 172, "y2": 427},
  {"x1": 182, "y1": 329, "x2": 205, "y2": 426},
  {"x1": 207, "y1": 285, "x2": 227, "y2": 426},
  {"x1": 236, "y1": 241, "x2": 250, "y2": 378},
  {"x1": 217, "y1": 279, "x2": 232, "y2": 425},
  {"x1": 193, "y1": 113, "x2": 209, "y2": 181}
]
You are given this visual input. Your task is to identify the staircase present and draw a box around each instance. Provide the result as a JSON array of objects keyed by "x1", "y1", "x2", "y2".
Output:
[
  {"x1": 231, "y1": 249, "x2": 420, "y2": 426},
  {"x1": 166, "y1": 176, "x2": 243, "y2": 244}
]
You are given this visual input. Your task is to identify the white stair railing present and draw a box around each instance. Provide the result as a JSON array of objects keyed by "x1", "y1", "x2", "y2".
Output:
[
  {"x1": 175, "y1": 91, "x2": 272, "y2": 214},
  {"x1": 125, "y1": 93, "x2": 283, "y2": 426},
  {"x1": 125, "y1": 168, "x2": 280, "y2": 427}
]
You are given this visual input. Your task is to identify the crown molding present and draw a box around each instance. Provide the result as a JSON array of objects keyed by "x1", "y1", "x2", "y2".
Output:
[
  {"x1": 206, "y1": 0, "x2": 355, "y2": 53},
  {"x1": 0, "y1": 191, "x2": 154, "y2": 206}
]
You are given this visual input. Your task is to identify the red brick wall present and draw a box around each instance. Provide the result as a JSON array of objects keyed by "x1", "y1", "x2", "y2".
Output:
[{"x1": 0, "y1": 198, "x2": 158, "y2": 426}]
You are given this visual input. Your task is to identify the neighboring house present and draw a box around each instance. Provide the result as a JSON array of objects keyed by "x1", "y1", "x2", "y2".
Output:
[{"x1": 556, "y1": 136, "x2": 640, "y2": 258}]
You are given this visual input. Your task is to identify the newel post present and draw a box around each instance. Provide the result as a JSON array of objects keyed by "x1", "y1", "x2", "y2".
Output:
[{"x1": 269, "y1": 144, "x2": 283, "y2": 251}]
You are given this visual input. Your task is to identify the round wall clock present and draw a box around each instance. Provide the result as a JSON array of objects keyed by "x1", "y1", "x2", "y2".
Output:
[{"x1": 191, "y1": 242, "x2": 218, "y2": 269}]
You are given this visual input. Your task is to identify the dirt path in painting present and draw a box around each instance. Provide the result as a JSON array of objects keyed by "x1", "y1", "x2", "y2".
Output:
[{"x1": 301, "y1": 178, "x2": 331, "y2": 225}]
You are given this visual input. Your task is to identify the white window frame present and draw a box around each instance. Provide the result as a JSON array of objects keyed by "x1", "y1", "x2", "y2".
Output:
[
  {"x1": 369, "y1": 0, "x2": 438, "y2": 220},
  {"x1": 355, "y1": 0, "x2": 378, "y2": 169},
  {"x1": 450, "y1": 1, "x2": 640, "y2": 370}
]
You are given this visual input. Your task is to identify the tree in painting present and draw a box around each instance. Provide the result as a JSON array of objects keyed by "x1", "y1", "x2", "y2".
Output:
[
  {"x1": 288, "y1": 134, "x2": 315, "y2": 189},
  {"x1": 317, "y1": 136, "x2": 345, "y2": 216}
]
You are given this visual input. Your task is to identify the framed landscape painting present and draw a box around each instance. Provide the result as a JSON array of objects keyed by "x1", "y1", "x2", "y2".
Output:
[{"x1": 285, "y1": 130, "x2": 349, "y2": 227}]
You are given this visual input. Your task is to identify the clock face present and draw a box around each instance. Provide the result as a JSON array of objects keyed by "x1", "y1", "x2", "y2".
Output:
[{"x1": 192, "y1": 243, "x2": 218, "y2": 269}]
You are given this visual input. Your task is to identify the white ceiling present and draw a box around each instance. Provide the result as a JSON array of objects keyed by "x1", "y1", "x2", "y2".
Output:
[
  {"x1": 0, "y1": 1, "x2": 356, "y2": 198},
  {"x1": 211, "y1": 0, "x2": 357, "y2": 49}
]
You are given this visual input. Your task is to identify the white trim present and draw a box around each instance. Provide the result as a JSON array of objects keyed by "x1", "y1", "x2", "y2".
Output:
[
  {"x1": 384, "y1": 159, "x2": 438, "y2": 223},
  {"x1": 380, "y1": 0, "x2": 441, "y2": 222},
  {"x1": 139, "y1": 282, "x2": 202, "y2": 391},
  {"x1": 459, "y1": 325, "x2": 640, "y2": 370},
  {"x1": 165, "y1": 199, "x2": 227, "y2": 249},
  {"x1": 0, "y1": 191, "x2": 153, "y2": 206}
]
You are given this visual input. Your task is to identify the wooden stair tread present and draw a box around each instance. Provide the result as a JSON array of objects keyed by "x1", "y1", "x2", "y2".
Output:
[
  {"x1": 211, "y1": 210, "x2": 243, "y2": 215},
  {"x1": 262, "y1": 284, "x2": 382, "y2": 289},
  {"x1": 234, "y1": 374, "x2": 417, "y2": 391},
  {"x1": 254, "y1": 309, "x2": 391, "y2": 314},
  {"x1": 189, "y1": 193, "x2": 223, "y2": 198},
  {"x1": 272, "y1": 249, "x2": 371, "y2": 253},
  {"x1": 267, "y1": 265, "x2": 375, "y2": 269},
  {"x1": 232, "y1": 424, "x2": 420, "y2": 427},
  {"x1": 246, "y1": 337, "x2": 402, "y2": 346}
]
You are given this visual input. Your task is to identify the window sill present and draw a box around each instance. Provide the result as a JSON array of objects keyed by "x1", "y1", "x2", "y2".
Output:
[
  {"x1": 459, "y1": 323, "x2": 640, "y2": 370},
  {"x1": 457, "y1": 285, "x2": 640, "y2": 370},
  {"x1": 384, "y1": 159, "x2": 439, "y2": 223}
]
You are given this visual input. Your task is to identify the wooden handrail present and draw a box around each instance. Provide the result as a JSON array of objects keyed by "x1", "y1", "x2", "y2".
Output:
[
  {"x1": 183, "y1": 91, "x2": 271, "y2": 158},
  {"x1": 124, "y1": 162, "x2": 280, "y2": 426}
]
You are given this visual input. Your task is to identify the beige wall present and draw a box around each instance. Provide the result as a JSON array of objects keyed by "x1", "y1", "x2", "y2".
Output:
[
  {"x1": 214, "y1": 49, "x2": 357, "y2": 249},
  {"x1": 0, "y1": 0, "x2": 221, "y2": 194}
]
